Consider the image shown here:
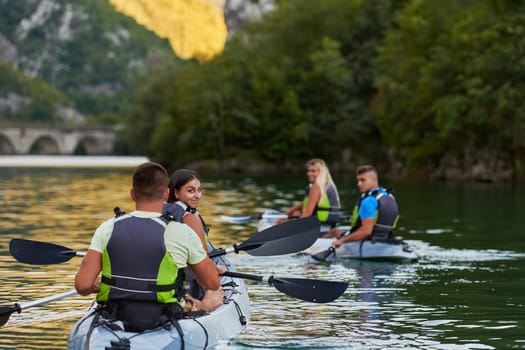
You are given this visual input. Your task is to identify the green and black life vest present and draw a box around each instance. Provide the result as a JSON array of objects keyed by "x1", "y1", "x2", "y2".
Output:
[
  {"x1": 97, "y1": 213, "x2": 186, "y2": 305},
  {"x1": 302, "y1": 183, "x2": 340, "y2": 226}
]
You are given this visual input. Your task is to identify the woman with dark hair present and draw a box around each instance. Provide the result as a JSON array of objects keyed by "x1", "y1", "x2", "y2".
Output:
[
  {"x1": 164, "y1": 169, "x2": 208, "y2": 251},
  {"x1": 163, "y1": 169, "x2": 226, "y2": 309}
]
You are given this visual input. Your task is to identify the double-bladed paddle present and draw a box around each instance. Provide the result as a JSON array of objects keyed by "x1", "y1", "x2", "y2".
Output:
[
  {"x1": 0, "y1": 289, "x2": 77, "y2": 328},
  {"x1": 9, "y1": 216, "x2": 321, "y2": 265},
  {"x1": 223, "y1": 271, "x2": 348, "y2": 303},
  {"x1": 221, "y1": 212, "x2": 352, "y2": 225},
  {"x1": 209, "y1": 216, "x2": 320, "y2": 257},
  {"x1": 220, "y1": 213, "x2": 298, "y2": 225}
]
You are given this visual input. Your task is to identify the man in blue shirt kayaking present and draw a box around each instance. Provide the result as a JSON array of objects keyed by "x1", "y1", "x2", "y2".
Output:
[{"x1": 324, "y1": 165, "x2": 399, "y2": 248}]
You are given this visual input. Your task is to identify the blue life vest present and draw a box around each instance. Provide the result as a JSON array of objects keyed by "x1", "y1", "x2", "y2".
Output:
[{"x1": 350, "y1": 188, "x2": 399, "y2": 241}]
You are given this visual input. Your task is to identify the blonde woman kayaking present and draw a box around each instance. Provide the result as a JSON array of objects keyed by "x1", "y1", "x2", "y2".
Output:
[{"x1": 279, "y1": 158, "x2": 341, "y2": 227}]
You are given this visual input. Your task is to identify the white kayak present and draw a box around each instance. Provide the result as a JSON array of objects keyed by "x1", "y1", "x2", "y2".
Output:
[
  {"x1": 304, "y1": 237, "x2": 420, "y2": 261},
  {"x1": 257, "y1": 210, "x2": 418, "y2": 261},
  {"x1": 67, "y1": 254, "x2": 250, "y2": 350}
]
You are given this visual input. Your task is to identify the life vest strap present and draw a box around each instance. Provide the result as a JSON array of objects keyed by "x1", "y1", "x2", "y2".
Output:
[{"x1": 101, "y1": 275, "x2": 177, "y2": 292}]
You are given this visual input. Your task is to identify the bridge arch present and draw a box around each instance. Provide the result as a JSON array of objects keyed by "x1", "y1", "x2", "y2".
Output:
[
  {"x1": 73, "y1": 136, "x2": 103, "y2": 155},
  {"x1": 0, "y1": 125, "x2": 117, "y2": 155},
  {"x1": 29, "y1": 135, "x2": 60, "y2": 154},
  {"x1": 0, "y1": 135, "x2": 15, "y2": 154}
]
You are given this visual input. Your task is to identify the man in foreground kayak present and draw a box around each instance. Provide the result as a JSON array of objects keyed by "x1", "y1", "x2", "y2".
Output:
[
  {"x1": 324, "y1": 164, "x2": 400, "y2": 248},
  {"x1": 74, "y1": 161, "x2": 223, "y2": 332}
]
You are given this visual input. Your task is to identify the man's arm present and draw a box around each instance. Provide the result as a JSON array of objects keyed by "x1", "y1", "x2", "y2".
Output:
[
  {"x1": 189, "y1": 257, "x2": 223, "y2": 312},
  {"x1": 332, "y1": 218, "x2": 374, "y2": 248},
  {"x1": 75, "y1": 249, "x2": 102, "y2": 296},
  {"x1": 189, "y1": 257, "x2": 220, "y2": 290},
  {"x1": 183, "y1": 214, "x2": 208, "y2": 252}
]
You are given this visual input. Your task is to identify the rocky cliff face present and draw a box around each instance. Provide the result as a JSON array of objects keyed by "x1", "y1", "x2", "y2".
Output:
[
  {"x1": 224, "y1": 0, "x2": 275, "y2": 33},
  {"x1": 0, "y1": 0, "x2": 274, "y2": 122}
]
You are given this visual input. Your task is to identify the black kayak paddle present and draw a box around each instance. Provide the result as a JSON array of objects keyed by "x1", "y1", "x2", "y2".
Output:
[
  {"x1": 209, "y1": 216, "x2": 320, "y2": 257},
  {"x1": 223, "y1": 271, "x2": 348, "y2": 303},
  {"x1": 9, "y1": 239, "x2": 86, "y2": 265},
  {"x1": 311, "y1": 247, "x2": 337, "y2": 262},
  {"x1": 10, "y1": 216, "x2": 321, "y2": 265}
]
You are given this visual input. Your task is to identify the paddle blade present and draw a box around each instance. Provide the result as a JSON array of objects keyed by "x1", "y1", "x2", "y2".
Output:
[
  {"x1": 271, "y1": 277, "x2": 348, "y2": 303},
  {"x1": 241, "y1": 216, "x2": 321, "y2": 256},
  {"x1": 311, "y1": 247, "x2": 336, "y2": 262},
  {"x1": 219, "y1": 215, "x2": 259, "y2": 224},
  {"x1": 9, "y1": 239, "x2": 74, "y2": 265},
  {"x1": 0, "y1": 305, "x2": 19, "y2": 327}
]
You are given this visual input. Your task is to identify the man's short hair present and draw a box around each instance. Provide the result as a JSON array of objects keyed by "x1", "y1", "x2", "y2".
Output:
[
  {"x1": 356, "y1": 165, "x2": 378, "y2": 176},
  {"x1": 132, "y1": 162, "x2": 168, "y2": 201}
]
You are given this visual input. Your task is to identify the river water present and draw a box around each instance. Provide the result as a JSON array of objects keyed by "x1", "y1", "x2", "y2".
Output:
[{"x1": 0, "y1": 166, "x2": 524, "y2": 349}]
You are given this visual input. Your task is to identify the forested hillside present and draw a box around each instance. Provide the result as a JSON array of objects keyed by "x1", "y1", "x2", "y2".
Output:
[
  {"x1": 122, "y1": 0, "x2": 525, "y2": 181},
  {"x1": 0, "y1": 0, "x2": 176, "y2": 124},
  {"x1": 2, "y1": 0, "x2": 524, "y2": 181}
]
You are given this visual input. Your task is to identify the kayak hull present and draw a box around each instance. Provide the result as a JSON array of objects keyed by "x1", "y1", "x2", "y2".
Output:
[
  {"x1": 68, "y1": 254, "x2": 250, "y2": 349},
  {"x1": 304, "y1": 237, "x2": 419, "y2": 261}
]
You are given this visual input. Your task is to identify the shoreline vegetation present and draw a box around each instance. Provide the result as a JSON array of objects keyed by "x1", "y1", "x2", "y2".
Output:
[
  {"x1": 0, "y1": 154, "x2": 517, "y2": 183},
  {"x1": 184, "y1": 157, "x2": 518, "y2": 184}
]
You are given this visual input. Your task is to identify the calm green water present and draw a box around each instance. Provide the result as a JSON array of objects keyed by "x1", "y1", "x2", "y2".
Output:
[{"x1": 0, "y1": 167, "x2": 524, "y2": 349}]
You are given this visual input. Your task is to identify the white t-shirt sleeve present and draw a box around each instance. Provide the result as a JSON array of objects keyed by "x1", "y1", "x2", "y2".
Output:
[
  {"x1": 89, "y1": 218, "x2": 115, "y2": 253},
  {"x1": 164, "y1": 221, "x2": 207, "y2": 268}
]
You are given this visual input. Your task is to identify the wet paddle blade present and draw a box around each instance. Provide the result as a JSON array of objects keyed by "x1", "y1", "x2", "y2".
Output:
[
  {"x1": 9, "y1": 238, "x2": 76, "y2": 265},
  {"x1": 311, "y1": 247, "x2": 336, "y2": 262},
  {"x1": 0, "y1": 305, "x2": 18, "y2": 327},
  {"x1": 222, "y1": 271, "x2": 348, "y2": 303},
  {"x1": 219, "y1": 215, "x2": 259, "y2": 224},
  {"x1": 271, "y1": 277, "x2": 348, "y2": 303},
  {"x1": 241, "y1": 216, "x2": 321, "y2": 256}
]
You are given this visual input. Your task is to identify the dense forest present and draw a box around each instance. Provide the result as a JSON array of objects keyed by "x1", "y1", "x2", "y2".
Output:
[
  {"x1": 2, "y1": 0, "x2": 524, "y2": 181},
  {"x1": 121, "y1": 0, "x2": 525, "y2": 181}
]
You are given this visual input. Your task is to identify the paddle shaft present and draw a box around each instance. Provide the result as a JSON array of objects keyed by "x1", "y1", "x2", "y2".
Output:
[
  {"x1": 223, "y1": 271, "x2": 266, "y2": 282},
  {"x1": 0, "y1": 289, "x2": 77, "y2": 327},
  {"x1": 19, "y1": 289, "x2": 78, "y2": 310}
]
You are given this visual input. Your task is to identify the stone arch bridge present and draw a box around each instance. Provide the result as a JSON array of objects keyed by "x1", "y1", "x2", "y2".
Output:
[{"x1": 0, "y1": 124, "x2": 119, "y2": 155}]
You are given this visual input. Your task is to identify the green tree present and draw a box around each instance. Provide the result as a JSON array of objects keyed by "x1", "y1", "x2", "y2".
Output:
[
  {"x1": 374, "y1": 0, "x2": 525, "y2": 175},
  {"x1": 126, "y1": 0, "x2": 400, "y2": 168}
]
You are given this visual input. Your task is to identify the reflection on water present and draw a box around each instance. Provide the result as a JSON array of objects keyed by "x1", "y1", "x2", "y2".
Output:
[{"x1": 0, "y1": 169, "x2": 524, "y2": 349}]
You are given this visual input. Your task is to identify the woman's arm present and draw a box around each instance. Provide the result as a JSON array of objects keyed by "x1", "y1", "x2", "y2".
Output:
[
  {"x1": 301, "y1": 183, "x2": 321, "y2": 217},
  {"x1": 284, "y1": 201, "x2": 303, "y2": 216}
]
